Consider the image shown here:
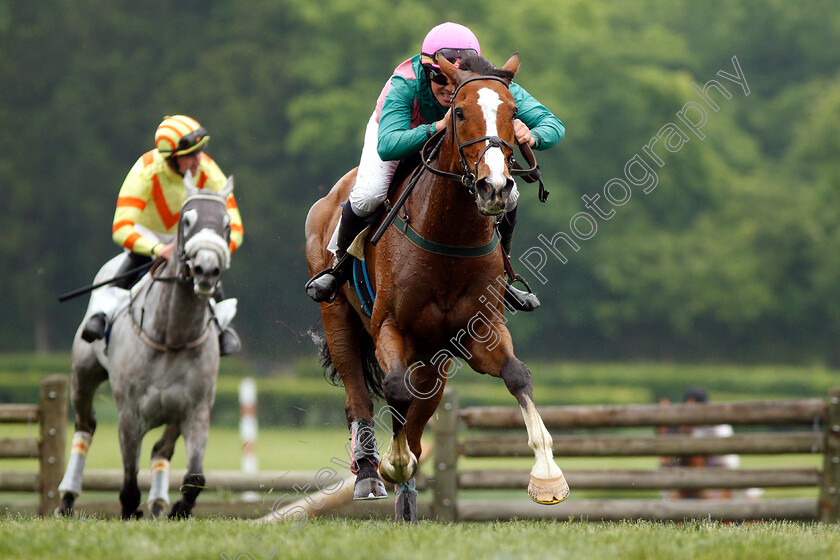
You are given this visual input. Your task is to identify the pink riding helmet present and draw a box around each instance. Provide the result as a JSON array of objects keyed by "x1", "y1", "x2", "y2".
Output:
[{"x1": 420, "y1": 22, "x2": 481, "y2": 68}]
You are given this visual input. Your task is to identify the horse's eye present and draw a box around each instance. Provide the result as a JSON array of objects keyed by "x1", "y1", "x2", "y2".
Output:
[
  {"x1": 454, "y1": 107, "x2": 465, "y2": 120},
  {"x1": 512, "y1": 107, "x2": 519, "y2": 119}
]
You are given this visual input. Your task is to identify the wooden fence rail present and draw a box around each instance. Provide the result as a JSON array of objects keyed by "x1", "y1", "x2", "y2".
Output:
[
  {"x1": 5, "y1": 375, "x2": 839, "y2": 523},
  {"x1": 0, "y1": 374, "x2": 67, "y2": 516},
  {"x1": 434, "y1": 387, "x2": 840, "y2": 523}
]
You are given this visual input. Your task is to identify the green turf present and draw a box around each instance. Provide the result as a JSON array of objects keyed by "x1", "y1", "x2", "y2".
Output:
[
  {"x1": 1, "y1": 424, "x2": 354, "y2": 472},
  {"x1": 0, "y1": 517, "x2": 839, "y2": 560}
]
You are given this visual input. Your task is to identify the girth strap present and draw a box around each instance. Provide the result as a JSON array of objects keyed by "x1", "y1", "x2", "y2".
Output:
[{"x1": 391, "y1": 214, "x2": 499, "y2": 258}]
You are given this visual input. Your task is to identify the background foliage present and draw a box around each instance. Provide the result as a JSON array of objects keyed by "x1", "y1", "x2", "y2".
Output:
[{"x1": 1, "y1": 0, "x2": 839, "y2": 365}]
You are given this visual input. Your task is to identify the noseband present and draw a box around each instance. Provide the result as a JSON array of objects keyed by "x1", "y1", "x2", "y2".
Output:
[
  {"x1": 421, "y1": 75, "x2": 538, "y2": 193},
  {"x1": 152, "y1": 194, "x2": 229, "y2": 285}
]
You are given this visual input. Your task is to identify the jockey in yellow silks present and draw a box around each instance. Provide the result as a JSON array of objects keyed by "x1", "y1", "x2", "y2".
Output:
[
  {"x1": 81, "y1": 115, "x2": 244, "y2": 355},
  {"x1": 112, "y1": 148, "x2": 243, "y2": 258}
]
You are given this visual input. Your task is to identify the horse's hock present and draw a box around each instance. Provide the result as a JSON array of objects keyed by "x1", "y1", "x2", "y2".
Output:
[
  {"x1": 0, "y1": 374, "x2": 68, "y2": 516},
  {"x1": 432, "y1": 388, "x2": 840, "y2": 523}
]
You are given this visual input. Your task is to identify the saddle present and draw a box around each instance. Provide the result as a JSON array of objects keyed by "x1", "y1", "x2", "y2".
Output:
[
  {"x1": 347, "y1": 153, "x2": 421, "y2": 261},
  {"x1": 344, "y1": 155, "x2": 422, "y2": 316}
]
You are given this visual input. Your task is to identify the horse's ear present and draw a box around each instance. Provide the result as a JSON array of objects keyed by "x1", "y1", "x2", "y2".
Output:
[
  {"x1": 439, "y1": 56, "x2": 470, "y2": 87},
  {"x1": 183, "y1": 169, "x2": 199, "y2": 198},
  {"x1": 218, "y1": 175, "x2": 234, "y2": 201},
  {"x1": 502, "y1": 53, "x2": 520, "y2": 79}
]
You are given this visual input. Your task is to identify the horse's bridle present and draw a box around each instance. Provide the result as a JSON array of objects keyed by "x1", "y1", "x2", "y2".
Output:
[
  {"x1": 131, "y1": 194, "x2": 229, "y2": 351},
  {"x1": 421, "y1": 75, "x2": 538, "y2": 194},
  {"x1": 151, "y1": 194, "x2": 229, "y2": 285}
]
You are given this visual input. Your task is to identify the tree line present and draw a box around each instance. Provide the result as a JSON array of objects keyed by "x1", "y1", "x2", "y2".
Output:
[{"x1": 1, "y1": 0, "x2": 839, "y2": 364}]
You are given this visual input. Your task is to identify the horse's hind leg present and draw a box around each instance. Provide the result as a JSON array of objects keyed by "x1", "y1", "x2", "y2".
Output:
[
  {"x1": 148, "y1": 424, "x2": 180, "y2": 519},
  {"x1": 169, "y1": 406, "x2": 210, "y2": 519},
  {"x1": 117, "y1": 416, "x2": 144, "y2": 519},
  {"x1": 322, "y1": 301, "x2": 387, "y2": 500},
  {"x1": 466, "y1": 336, "x2": 569, "y2": 505},
  {"x1": 57, "y1": 346, "x2": 107, "y2": 516}
]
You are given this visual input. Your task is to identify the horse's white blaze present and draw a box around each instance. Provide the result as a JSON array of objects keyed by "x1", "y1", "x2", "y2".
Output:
[
  {"x1": 477, "y1": 88, "x2": 508, "y2": 188},
  {"x1": 519, "y1": 399, "x2": 564, "y2": 480}
]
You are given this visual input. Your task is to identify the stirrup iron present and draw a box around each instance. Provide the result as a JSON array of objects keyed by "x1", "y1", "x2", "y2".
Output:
[{"x1": 504, "y1": 274, "x2": 540, "y2": 312}]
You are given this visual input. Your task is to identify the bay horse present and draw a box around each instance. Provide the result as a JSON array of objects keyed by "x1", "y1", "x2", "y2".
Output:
[
  {"x1": 305, "y1": 54, "x2": 569, "y2": 521},
  {"x1": 58, "y1": 172, "x2": 235, "y2": 519}
]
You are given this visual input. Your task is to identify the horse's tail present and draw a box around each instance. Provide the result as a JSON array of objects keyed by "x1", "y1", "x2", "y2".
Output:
[{"x1": 309, "y1": 327, "x2": 385, "y2": 400}]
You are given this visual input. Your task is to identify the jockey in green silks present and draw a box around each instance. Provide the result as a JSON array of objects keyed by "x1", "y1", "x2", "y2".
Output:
[{"x1": 306, "y1": 22, "x2": 565, "y2": 310}]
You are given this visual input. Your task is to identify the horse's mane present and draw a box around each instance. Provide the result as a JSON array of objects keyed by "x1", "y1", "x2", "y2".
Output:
[{"x1": 458, "y1": 55, "x2": 515, "y2": 83}]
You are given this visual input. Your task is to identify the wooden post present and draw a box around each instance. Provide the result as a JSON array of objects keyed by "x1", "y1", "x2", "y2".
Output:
[
  {"x1": 820, "y1": 387, "x2": 840, "y2": 523},
  {"x1": 38, "y1": 374, "x2": 68, "y2": 516},
  {"x1": 433, "y1": 389, "x2": 458, "y2": 522},
  {"x1": 239, "y1": 378, "x2": 259, "y2": 502}
]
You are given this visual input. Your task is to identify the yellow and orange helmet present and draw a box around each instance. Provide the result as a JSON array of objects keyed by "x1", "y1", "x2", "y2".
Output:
[{"x1": 155, "y1": 115, "x2": 210, "y2": 158}]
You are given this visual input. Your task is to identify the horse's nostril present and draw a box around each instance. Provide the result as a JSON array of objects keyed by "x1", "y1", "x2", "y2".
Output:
[{"x1": 505, "y1": 177, "x2": 515, "y2": 193}]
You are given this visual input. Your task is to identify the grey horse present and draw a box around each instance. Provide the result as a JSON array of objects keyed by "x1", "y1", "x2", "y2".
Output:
[{"x1": 58, "y1": 172, "x2": 235, "y2": 519}]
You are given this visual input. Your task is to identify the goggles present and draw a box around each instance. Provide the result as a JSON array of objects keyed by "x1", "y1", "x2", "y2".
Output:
[
  {"x1": 421, "y1": 48, "x2": 478, "y2": 85},
  {"x1": 176, "y1": 126, "x2": 208, "y2": 154}
]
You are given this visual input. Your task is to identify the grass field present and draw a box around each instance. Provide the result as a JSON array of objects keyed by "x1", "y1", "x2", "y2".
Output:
[
  {"x1": 2, "y1": 356, "x2": 838, "y2": 558},
  {"x1": 1, "y1": 517, "x2": 839, "y2": 560}
]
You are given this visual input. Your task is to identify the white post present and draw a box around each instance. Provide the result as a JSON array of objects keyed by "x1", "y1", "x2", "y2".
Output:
[{"x1": 239, "y1": 377, "x2": 258, "y2": 501}]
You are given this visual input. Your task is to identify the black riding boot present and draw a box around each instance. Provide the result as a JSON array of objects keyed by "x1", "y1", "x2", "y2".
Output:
[
  {"x1": 306, "y1": 202, "x2": 369, "y2": 302},
  {"x1": 213, "y1": 286, "x2": 241, "y2": 356},
  {"x1": 499, "y1": 206, "x2": 540, "y2": 312},
  {"x1": 81, "y1": 253, "x2": 153, "y2": 342}
]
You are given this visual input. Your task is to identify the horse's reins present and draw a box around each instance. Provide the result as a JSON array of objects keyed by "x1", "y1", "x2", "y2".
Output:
[
  {"x1": 420, "y1": 73, "x2": 544, "y2": 291},
  {"x1": 149, "y1": 254, "x2": 191, "y2": 284},
  {"x1": 129, "y1": 199, "x2": 226, "y2": 351},
  {"x1": 421, "y1": 74, "x2": 541, "y2": 195},
  {"x1": 128, "y1": 265, "x2": 215, "y2": 352},
  {"x1": 372, "y1": 74, "x2": 549, "y2": 249}
]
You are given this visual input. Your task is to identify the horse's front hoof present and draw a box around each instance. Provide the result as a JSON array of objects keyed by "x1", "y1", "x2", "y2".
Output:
[
  {"x1": 528, "y1": 473, "x2": 570, "y2": 504},
  {"x1": 55, "y1": 493, "x2": 75, "y2": 517},
  {"x1": 379, "y1": 453, "x2": 418, "y2": 485},
  {"x1": 394, "y1": 479, "x2": 418, "y2": 524},
  {"x1": 149, "y1": 499, "x2": 168, "y2": 519},
  {"x1": 168, "y1": 500, "x2": 194, "y2": 519},
  {"x1": 354, "y1": 476, "x2": 387, "y2": 500},
  {"x1": 121, "y1": 509, "x2": 144, "y2": 520}
]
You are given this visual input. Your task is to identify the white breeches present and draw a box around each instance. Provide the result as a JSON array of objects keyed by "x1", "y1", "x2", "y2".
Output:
[
  {"x1": 84, "y1": 255, "x2": 132, "y2": 324},
  {"x1": 85, "y1": 227, "x2": 175, "y2": 322},
  {"x1": 349, "y1": 112, "x2": 399, "y2": 217},
  {"x1": 348, "y1": 112, "x2": 521, "y2": 215},
  {"x1": 330, "y1": 111, "x2": 521, "y2": 254}
]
